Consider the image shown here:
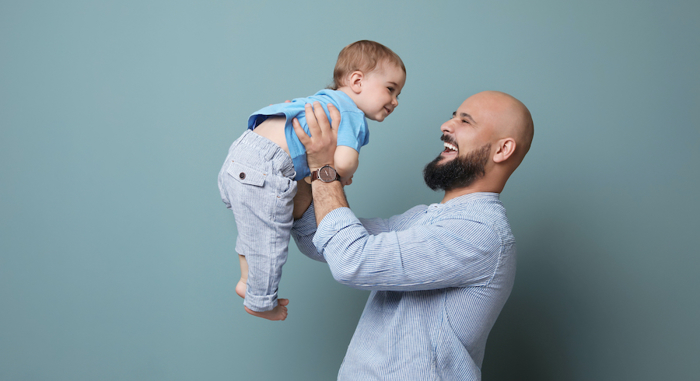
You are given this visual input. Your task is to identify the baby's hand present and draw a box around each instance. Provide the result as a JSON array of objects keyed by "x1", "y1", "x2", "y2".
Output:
[{"x1": 340, "y1": 175, "x2": 353, "y2": 186}]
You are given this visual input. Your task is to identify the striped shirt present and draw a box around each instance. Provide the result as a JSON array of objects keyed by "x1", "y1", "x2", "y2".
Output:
[{"x1": 291, "y1": 192, "x2": 517, "y2": 380}]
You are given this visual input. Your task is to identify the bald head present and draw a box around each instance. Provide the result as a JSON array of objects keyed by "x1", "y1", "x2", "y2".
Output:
[{"x1": 464, "y1": 91, "x2": 534, "y2": 167}]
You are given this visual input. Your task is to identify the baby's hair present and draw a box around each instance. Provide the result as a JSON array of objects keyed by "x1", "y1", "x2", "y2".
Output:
[{"x1": 330, "y1": 40, "x2": 405, "y2": 90}]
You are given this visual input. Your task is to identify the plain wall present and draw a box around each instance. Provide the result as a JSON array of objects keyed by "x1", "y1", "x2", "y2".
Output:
[{"x1": 1, "y1": 1, "x2": 698, "y2": 380}]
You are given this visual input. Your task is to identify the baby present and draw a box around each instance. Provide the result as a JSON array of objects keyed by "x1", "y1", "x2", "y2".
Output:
[{"x1": 218, "y1": 40, "x2": 406, "y2": 320}]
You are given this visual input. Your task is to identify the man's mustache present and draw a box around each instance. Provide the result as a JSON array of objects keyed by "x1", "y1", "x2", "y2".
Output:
[{"x1": 440, "y1": 134, "x2": 457, "y2": 148}]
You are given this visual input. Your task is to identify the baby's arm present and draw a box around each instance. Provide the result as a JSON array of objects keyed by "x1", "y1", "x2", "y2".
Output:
[{"x1": 334, "y1": 146, "x2": 359, "y2": 186}]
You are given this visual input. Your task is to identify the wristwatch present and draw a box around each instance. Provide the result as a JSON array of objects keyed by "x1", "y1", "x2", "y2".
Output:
[{"x1": 310, "y1": 164, "x2": 341, "y2": 183}]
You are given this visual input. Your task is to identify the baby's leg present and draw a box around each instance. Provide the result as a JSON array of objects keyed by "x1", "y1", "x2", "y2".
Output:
[
  {"x1": 236, "y1": 254, "x2": 248, "y2": 299},
  {"x1": 238, "y1": 254, "x2": 289, "y2": 321},
  {"x1": 225, "y1": 129, "x2": 296, "y2": 321}
]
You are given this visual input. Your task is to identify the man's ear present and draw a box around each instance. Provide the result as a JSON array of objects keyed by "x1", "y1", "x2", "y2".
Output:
[
  {"x1": 493, "y1": 138, "x2": 516, "y2": 163},
  {"x1": 348, "y1": 71, "x2": 364, "y2": 94}
]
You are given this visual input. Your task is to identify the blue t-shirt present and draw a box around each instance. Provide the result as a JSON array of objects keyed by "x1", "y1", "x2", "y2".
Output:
[{"x1": 248, "y1": 89, "x2": 369, "y2": 180}]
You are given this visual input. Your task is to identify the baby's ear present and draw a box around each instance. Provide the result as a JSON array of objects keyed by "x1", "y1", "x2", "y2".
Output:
[{"x1": 348, "y1": 71, "x2": 364, "y2": 94}]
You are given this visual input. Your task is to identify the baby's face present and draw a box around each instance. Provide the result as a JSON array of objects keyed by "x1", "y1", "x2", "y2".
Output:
[{"x1": 355, "y1": 62, "x2": 405, "y2": 122}]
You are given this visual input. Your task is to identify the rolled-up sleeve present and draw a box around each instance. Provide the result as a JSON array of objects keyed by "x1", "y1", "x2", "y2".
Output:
[{"x1": 314, "y1": 207, "x2": 502, "y2": 291}]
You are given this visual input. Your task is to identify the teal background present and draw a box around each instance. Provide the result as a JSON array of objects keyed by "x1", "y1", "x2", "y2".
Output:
[{"x1": 1, "y1": 1, "x2": 698, "y2": 380}]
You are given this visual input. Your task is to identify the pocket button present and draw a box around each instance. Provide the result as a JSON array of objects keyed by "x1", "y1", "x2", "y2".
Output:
[{"x1": 239, "y1": 172, "x2": 246, "y2": 180}]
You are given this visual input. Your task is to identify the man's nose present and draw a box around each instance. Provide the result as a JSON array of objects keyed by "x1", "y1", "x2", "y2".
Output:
[{"x1": 441, "y1": 119, "x2": 454, "y2": 133}]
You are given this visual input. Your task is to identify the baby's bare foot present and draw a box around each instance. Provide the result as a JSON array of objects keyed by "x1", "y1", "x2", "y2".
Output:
[{"x1": 244, "y1": 299, "x2": 289, "y2": 321}]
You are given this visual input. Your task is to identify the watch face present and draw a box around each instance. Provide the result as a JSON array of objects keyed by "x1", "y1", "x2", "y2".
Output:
[{"x1": 319, "y1": 166, "x2": 336, "y2": 182}]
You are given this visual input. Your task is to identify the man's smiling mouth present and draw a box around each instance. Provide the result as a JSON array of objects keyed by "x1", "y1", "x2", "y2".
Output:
[
  {"x1": 440, "y1": 135, "x2": 458, "y2": 154},
  {"x1": 443, "y1": 142, "x2": 457, "y2": 153}
]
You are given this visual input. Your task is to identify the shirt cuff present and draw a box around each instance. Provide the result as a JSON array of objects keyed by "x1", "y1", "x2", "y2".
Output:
[{"x1": 313, "y1": 207, "x2": 360, "y2": 255}]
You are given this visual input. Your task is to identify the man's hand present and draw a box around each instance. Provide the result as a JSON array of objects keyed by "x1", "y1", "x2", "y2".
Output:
[
  {"x1": 292, "y1": 102, "x2": 340, "y2": 171},
  {"x1": 293, "y1": 102, "x2": 348, "y2": 224}
]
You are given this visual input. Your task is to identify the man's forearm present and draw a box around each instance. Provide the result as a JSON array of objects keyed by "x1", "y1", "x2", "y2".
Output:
[{"x1": 311, "y1": 181, "x2": 349, "y2": 225}]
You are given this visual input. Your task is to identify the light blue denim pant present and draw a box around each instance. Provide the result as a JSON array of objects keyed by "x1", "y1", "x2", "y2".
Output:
[{"x1": 218, "y1": 129, "x2": 297, "y2": 312}]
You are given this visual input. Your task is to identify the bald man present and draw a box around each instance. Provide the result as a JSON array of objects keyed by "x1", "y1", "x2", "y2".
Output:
[{"x1": 291, "y1": 91, "x2": 534, "y2": 381}]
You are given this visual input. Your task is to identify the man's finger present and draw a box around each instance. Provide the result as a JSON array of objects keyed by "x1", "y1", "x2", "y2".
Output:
[
  {"x1": 292, "y1": 117, "x2": 310, "y2": 146},
  {"x1": 305, "y1": 102, "x2": 321, "y2": 138},
  {"x1": 327, "y1": 103, "x2": 341, "y2": 132},
  {"x1": 313, "y1": 101, "x2": 331, "y2": 136}
]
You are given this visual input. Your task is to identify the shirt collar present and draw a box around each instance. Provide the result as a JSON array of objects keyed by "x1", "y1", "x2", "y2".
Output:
[{"x1": 441, "y1": 192, "x2": 500, "y2": 207}]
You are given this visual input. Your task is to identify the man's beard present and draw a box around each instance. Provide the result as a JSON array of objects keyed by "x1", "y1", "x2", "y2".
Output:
[{"x1": 423, "y1": 143, "x2": 491, "y2": 191}]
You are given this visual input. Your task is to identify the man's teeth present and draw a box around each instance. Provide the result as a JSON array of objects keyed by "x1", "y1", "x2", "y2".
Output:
[{"x1": 444, "y1": 142, "x2": 457, "y2": 152}]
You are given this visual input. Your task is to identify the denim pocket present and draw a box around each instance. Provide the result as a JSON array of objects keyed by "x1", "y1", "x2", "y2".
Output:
[
  {"x1": 278, "y1": 176, "x2": 296, "y2": 197},
  {"x1": 227, "y1": 161, "x2": 266, "y2": 187}
]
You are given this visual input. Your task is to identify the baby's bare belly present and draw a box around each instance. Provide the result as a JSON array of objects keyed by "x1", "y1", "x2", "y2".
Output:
[{"x1": 253, "y1": 116, "x2": 289, "y2": 156}]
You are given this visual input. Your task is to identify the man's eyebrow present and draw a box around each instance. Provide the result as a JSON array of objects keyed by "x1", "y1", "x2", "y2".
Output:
[{"x1": 453, "y1": 111, "x2": 476, "y2": 124}]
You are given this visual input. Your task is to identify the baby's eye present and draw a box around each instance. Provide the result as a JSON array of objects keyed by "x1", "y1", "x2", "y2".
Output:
[{"x1": 387, "y1": 87, "x2": 394, "y2": 92}]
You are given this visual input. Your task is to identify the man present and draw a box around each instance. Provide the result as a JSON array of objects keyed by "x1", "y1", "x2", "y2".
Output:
[{"x1": 291, "y1": 91, "x2": 534, "y2": 380}]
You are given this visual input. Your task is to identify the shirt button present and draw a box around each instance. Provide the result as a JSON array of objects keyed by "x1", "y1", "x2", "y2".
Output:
[{"x1": 239, "y1": 172, "x2": 246, "y2": 180}]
